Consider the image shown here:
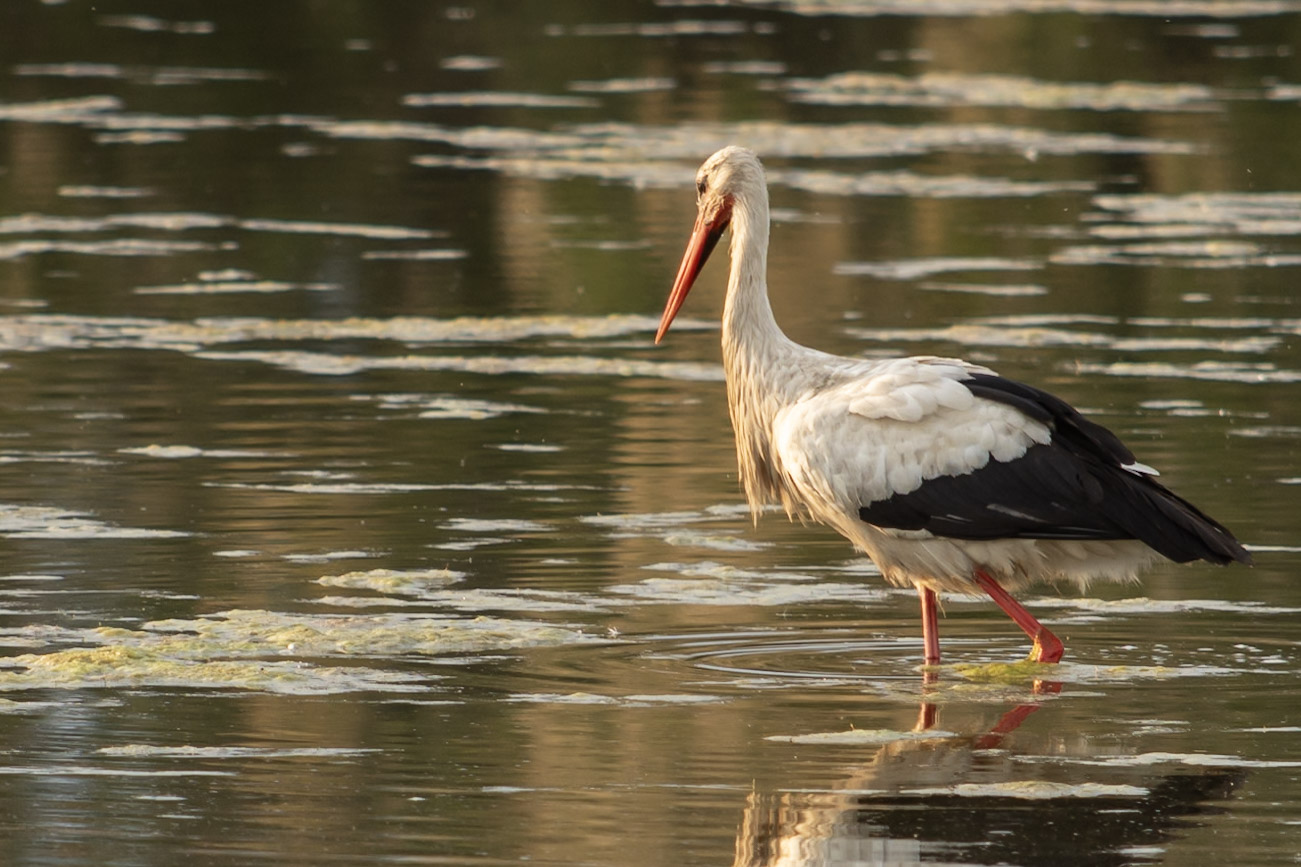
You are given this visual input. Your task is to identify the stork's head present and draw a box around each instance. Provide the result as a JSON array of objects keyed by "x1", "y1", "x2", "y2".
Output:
[{"x1": 655, "y1": 146, "x2": 765, "y2": 344}]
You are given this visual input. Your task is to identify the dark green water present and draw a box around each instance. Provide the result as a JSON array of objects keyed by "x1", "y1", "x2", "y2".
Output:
[{"x1": 0, "y1": 1, "x2": 1297, "y2": 864}]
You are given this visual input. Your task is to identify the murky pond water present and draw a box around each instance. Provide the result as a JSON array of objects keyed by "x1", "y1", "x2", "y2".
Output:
[{"x1": 1, "y1": 0, "x2": 1299, "y2": 864}]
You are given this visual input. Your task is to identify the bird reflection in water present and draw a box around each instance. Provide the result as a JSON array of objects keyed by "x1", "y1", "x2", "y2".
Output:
[{"x1": 732, "y1": 696, "x2": 1242, "y2": 867}]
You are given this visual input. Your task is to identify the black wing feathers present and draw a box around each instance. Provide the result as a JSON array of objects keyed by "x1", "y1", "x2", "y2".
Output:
[{"x1": 858, "y1": 374, "x2": 1251, "y2": 565}]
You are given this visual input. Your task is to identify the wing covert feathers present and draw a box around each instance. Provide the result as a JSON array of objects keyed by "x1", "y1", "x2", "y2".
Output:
[{"x1": 857, "y1": 373, "x2": 1250, "y2": 566}]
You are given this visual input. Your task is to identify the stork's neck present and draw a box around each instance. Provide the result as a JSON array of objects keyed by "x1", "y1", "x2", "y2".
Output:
[
  {"x1": 720, "y1": 187, "x2": 801, "y2": 391},
  {"x1": 718, "y1": 186, "x2": 813, "y2": 516}
]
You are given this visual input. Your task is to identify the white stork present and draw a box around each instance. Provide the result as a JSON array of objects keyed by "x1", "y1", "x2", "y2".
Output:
[{"x1": 654, "y1": 146, "x2": 1250, "y2": 665}]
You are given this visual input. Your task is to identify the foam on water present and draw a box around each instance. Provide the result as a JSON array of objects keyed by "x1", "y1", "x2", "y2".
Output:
[
  {"x1": 0, "y1": 212, "x2": 435, "y2": 240},
  {"x1": 352, "y1": 393, "x2": 545, "y2": 420},
  {"x1": 442, "y1": 518, "x2": 549, "y2": 533},
  {"x1": 0, "y1": 239, "x2": 219, "y2": 260},
  {"x1": 193, "y1": 349, "x2": 724, "y2": 381},
  {"x1": 97, "y1": 14, "x2": 215, "y2": 34},
  {"x1": 918, "y1": 282, "x2": 1049, "y2": 296},
  {"x1": 567, "y1": 77, "x2": 677, "y2": 93},
  {"x1": 14, "y1": 63, "x2": 265, "y2": 85},
  {"x1": 402, "y1": 91, "x2": 599, "y2": 109},
  {"x1": 316, "y1": 568, "x2": 468, "y2": 596},
  {"x1": 135, "y1": 280, "x2": 339, "y2": 295},
  {"x1": 767, "y1": 728, "x2": 960, "y2": 744},
  {"x1": 0, "y1": 504, "x2": 188, "y2": 539},
  {"x1": 1051, "y1": 240, "x2": 1301, "y2": 268},
  {"x1": 1017, "y1": 751, "x2": 1301, "y2": 769},
  {"x1": 407, "y1": 120, "x2": 1188, "y2": 193},
  {"x1": 608, "y1": 575, "x2": 885, "y2": 607},
  {"x1": 1037, "y1": 596, "x2": 1301, "y2": 616},
  {"x1": 836, "y1": 257, "x2": 1042, "y2": 279},
  {"x1": 901, "y1": 781, "x2": 1149, "y2": 799},
  {"x1": 505, "y1": 692, "x2": 723, "y2": 706},
  {"x1": 846, "y1": 323, "x2": 1279, "y2": 354},
  {"x1": 706, "y1": 0, "x2": 1301, "y2": 18},
  {"x1": 98, "y1": 745, "x2": 378, "y2": 758},
  {"x1": 0, "y1": 313, "x2": 721, "y2": 381},
  {"x1": 1075, "y1": 360, "x2": 1301, "y2": 383},
  {"x1": 784, "y1": 71, "x2": 1217, "y2": 111},
  {"x1": 319, "y1": 588, "x2": 617, "y2": 614},
  {"x1": 119, "y1": 445, "x2": 284, "y2": 459}
]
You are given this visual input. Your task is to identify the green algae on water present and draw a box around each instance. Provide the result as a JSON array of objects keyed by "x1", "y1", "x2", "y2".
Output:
[
  {"x1": 317, "y1": 568, "x2": 467, "y2": 596},
  {"x1": 950, "y1": 659, "x2": 1061, "y2": 683},
  {"x1": 0, "y1": 609, "x2": 606, "y2": 695},
  {"x1": 0, "y1": 644, "x2": 422, "y2": 695}
]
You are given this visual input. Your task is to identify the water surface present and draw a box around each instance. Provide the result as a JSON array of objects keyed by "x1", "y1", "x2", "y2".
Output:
[{"x1": 0, "y1": 1, "x2": 1298, "y2": 864}]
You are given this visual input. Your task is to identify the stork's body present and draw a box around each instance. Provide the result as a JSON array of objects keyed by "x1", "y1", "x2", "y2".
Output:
[{"x1": 656, "y1": 146, "x2": 1250, "y2": 665}]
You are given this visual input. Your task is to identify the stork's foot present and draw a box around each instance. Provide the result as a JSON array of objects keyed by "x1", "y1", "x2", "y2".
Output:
[{"x1": 972, "y1": 568, "x2": 1066, "y2": 664}]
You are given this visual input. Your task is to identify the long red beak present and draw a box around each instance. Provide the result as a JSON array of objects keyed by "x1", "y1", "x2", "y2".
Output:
[{"x1": 655, "y1": 201, "x2": 731, "y2": 344}]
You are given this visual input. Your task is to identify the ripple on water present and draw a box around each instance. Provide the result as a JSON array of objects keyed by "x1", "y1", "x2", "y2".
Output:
[
  {"x1": 835, "y1": 256, "x2": 1042, "y2": 279},
  {"x1": 610, "y1": 561, "x2": 886, "y2": 607},
  {"x1": 0, "y1": 239, "x2": 219, "y2": 260},
  {"x1": 118, "y1": 444, "x2": 285, "y2": 459},
  {"x1": 360, "y1": 248, "x2": 467, "y2": 260},
  {"x1": 719, "y1": 0, "x2": 1301, "y2": 18},
  {"x1": 1036, "y1": 595, "x2": 1301, "y2": 617},
  {"x1": 1074, "y1": 360, "x2": 1301, "y2": 384},
  {"x1": 97, "y1": 745, "x2": 379, "y2": 759},
  {"x1": 567, "y1": 76, "x2": 677, "y2": 93},
  {"x1": 0, "y1": 313, "x2": 722, "y2": 381},
  {"x1": 351, "y1": 393, "x2": 546, "y2": 420},
  {"x1": 504, "y1": 692, "x2": 724, "y2": 706},
  {"x1": 0, "y1": 212, "x2": 436, "y2": 241},
  {"x1": 57, "y1": 184, "x2": 154, "y2": 198},
  {"x1": 918, "y1": 282, "x2": 1050, "y2": 297},
  {"x1": 901, "y1": 781, "x2": 1149, "y2": 799},
  {"x1": 14, "y1": 63, "x2": 264, "y2": 85},
  {"x1": 402, "y1": 91, "x2": 600, "y2": 109},
  {"x1": 407, "y1": 120, "x2": 1187, "y2": 194},
  {"x1": 192, "y1": 349, "x2": 724, "y2": 381},
  {"x1": 1016, "y1": 752, "x2": 1301, "y2": 769},
  {"x1": 0, "y1": 312, "x2": 676, "y2": 348},
  {"x1": 316, "y1": 566, "x2": 615, "y2": 614},
  {"x1": 97, "y1": 14, "x2": 215, "y2": 34},
  {"x1": 0, "y1": 504, "x2": 188, "y2": 539},
  {"x1": 766, "y1": 728, "x2": 960, "y2": 745},
  {"x1": 315, "y1": 567, "x2": 468, "y2": 596},
  {"x1": 544, "y1": 20, "x2": 750, "y2": 38},
  {"x1": 783, "y1": 71, "x2": 1218, "y2": 112},
  {"x1": 1051, "y1": 240, "x2": 1301, "y2": 268},
  {"x1": 846, "y1": 323, "x2": 1279, "y2": 354},
  {"x1": 135, "y1": 280, "x2": 339, "y2": 296},
  {"x1": 439, "y1": 55, "x2": 502, "y2": 71}
]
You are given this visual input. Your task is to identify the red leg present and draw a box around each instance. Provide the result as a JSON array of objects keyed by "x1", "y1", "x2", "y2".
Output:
[
  {"x1": 971, "y1": 569, "x2": 1064, "y2": 663},
  {"x1": 919, "y1": 585, "x2": 941, "y2": 665}
]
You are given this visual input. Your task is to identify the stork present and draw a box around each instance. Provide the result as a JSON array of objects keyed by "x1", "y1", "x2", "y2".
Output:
[{"x1": 654, "y1": 146, "x2": 1250, "y2": 666}]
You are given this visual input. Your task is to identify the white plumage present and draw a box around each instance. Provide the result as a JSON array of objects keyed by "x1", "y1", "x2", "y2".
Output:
[{"x1": 654, "y1": 146, "x2": 1249, "y2": 665}]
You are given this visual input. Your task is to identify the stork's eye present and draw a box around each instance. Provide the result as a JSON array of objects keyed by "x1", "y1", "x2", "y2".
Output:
[{"x1": 696, "y1": 178, "x2": 707, "y2": 195}]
